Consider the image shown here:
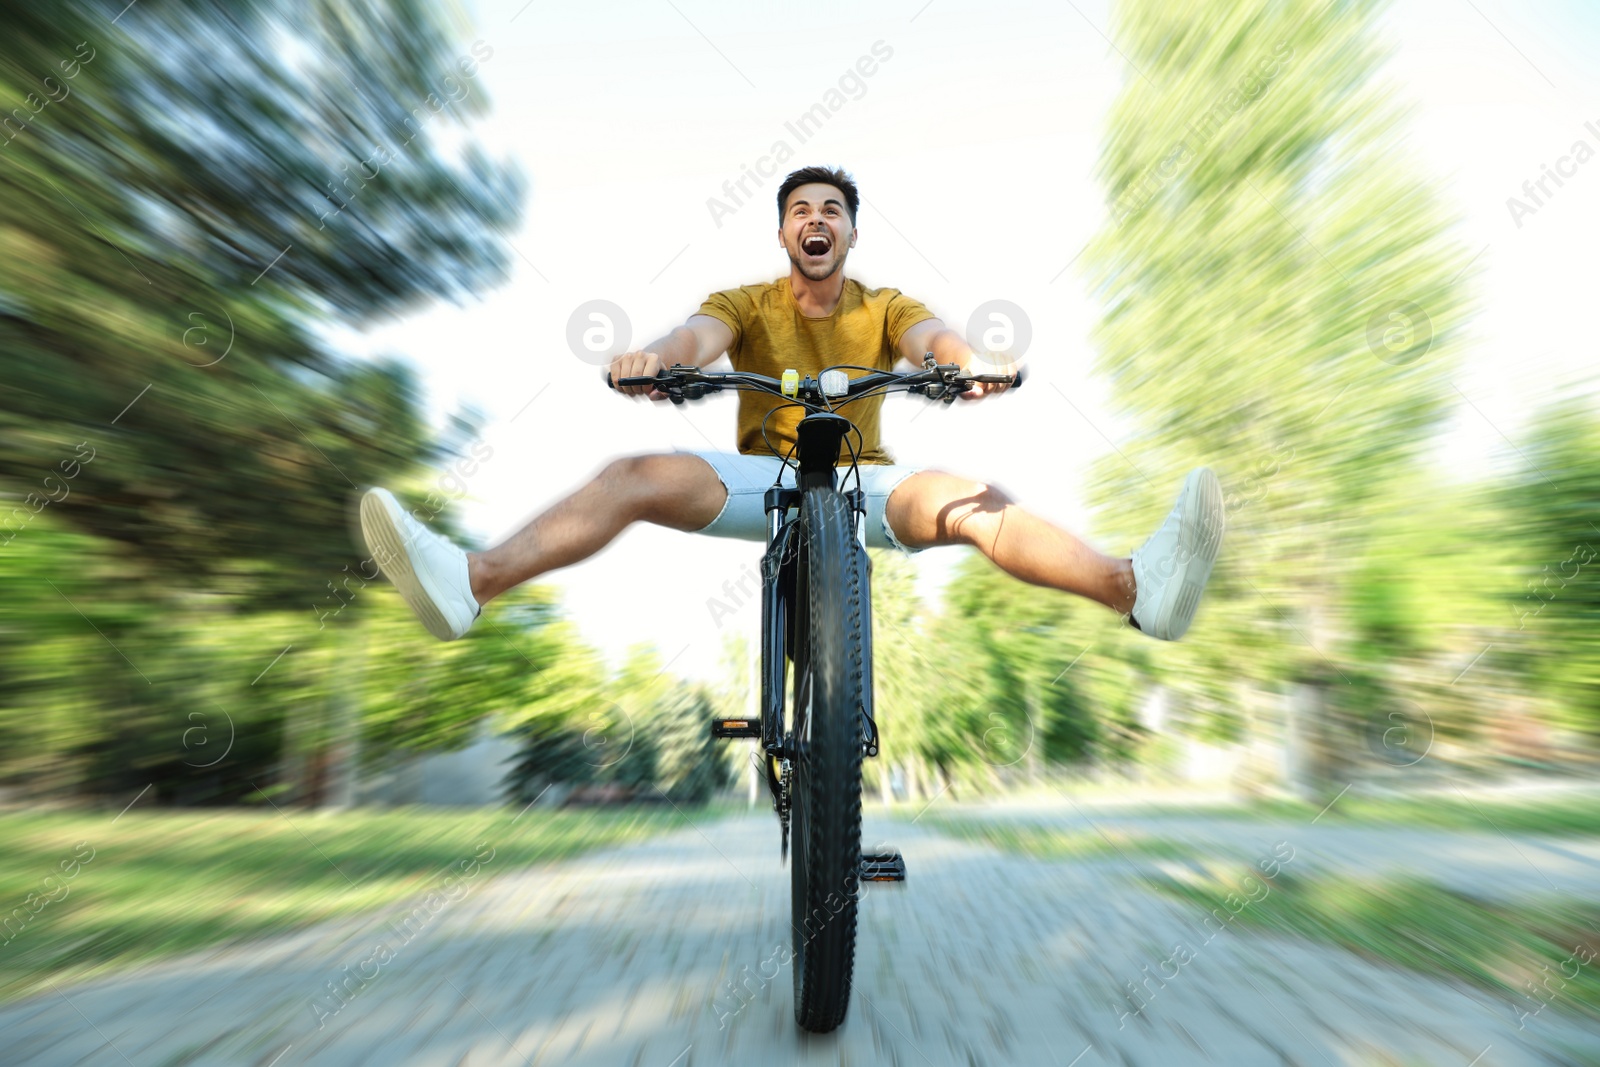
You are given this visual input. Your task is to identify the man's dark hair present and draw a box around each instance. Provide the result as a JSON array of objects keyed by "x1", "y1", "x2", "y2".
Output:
[{"x1": 776, "y1": 166, "x2": 859, "y2": 226}]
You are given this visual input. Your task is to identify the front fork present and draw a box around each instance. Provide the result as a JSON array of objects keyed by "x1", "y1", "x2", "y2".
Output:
[
  {"x1": 759, "y1": 479, "x2": 875, "y2": 849},
  {"x1": 758, "y1": 494, "x2": 797, "y2": 846}
]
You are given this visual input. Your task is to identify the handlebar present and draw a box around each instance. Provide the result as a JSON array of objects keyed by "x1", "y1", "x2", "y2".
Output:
[{"x1": 605, "y1": 355, "x2": 1024, "y2": 407}]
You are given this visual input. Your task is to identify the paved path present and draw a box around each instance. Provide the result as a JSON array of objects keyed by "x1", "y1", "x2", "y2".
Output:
[{"x1": 4, "y1": 808, "x2": 1599, "y2": 1066}]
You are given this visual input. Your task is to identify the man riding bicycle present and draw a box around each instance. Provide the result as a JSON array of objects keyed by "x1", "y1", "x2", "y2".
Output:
[{"x1": 359, "y1": 165, "x2": 1224, "y2": 645}]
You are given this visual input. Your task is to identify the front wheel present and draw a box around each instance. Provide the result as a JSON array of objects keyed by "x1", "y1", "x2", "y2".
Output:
[{"x1": 789, "y1": 486, "x2": 866, "y2": 1033}]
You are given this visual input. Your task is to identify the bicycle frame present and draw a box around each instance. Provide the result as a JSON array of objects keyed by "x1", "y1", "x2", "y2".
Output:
[{"x1": 609, "y1": 355, "x2": 1018, "y2": 826}]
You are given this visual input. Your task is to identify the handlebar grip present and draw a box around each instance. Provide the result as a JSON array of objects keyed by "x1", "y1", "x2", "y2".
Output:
[{"x1": 965, "y1": 369, "x2": 1026, "y2": 388}]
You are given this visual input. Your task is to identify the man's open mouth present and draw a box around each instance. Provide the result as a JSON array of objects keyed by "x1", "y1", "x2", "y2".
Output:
[{"x1": 801, "y1": 233, "x2": 831, "y2": 257}]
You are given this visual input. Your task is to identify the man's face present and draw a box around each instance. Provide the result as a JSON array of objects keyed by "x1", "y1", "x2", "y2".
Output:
[{"x1": 779, "y1": 182, "x2": 855, "y2": 281}]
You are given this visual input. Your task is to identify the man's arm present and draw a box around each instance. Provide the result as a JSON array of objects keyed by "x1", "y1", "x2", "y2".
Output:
[
  {"x1": 894, "y1": 318, "x2": 1014, "y2": 399},
  {"x1": 608, "y1": 315, "x2": 735, "y2": 399}
]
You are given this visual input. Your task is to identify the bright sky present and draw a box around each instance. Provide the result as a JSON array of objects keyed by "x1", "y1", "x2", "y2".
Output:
[{"x1": 328, "y1": 0, "x2": 1600, "y2": 683}]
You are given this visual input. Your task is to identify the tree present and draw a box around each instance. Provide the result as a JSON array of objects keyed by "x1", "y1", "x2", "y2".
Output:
[
  {"x1": 935, "y1": 553, "x2": 1102, "y2": 785},
  {"x1": 708, "y1": 631, "x2": 761, "y2": 802},
  {"x1": 1081, "y1": 0, "x2": 1474, "y2": 791},
  {"x1": 0, "y1": 0, "x2": 522, "y2": 606},
  {"x1": 499, "y1": 640, "x2": 732, "y2": 807},
  {"x1": 495, "y1": 609, "x2": 620, "y2": 805},
  {"x1": 652, "y1": 685, "x2": 730, "y2": 804},
  {"x1": 360, "y1": 587, "x2": 568, "y2": 759},
  {"x1": 1502, "y1": 396, "x2": 1600, "y2": 739},
  {"x1": 0, "y1": 0, "x2": 526, "y2": 804},
  {"x1": 864, "y1": 548, "x2": 931, "y2": 798}
]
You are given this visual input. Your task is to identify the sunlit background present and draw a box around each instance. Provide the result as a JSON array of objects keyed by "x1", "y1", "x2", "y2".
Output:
[{"x1": 2, "y1": 0, "x2": 1598, "y2": 1063}]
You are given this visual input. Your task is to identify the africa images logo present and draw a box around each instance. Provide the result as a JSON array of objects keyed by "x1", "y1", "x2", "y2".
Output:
[
  {"x1": 705, "y1": 41, "x2": 894, "y2": 228},
  {"x1": 1505, "y1": 119, "x2": 1600, "y2": 229}
]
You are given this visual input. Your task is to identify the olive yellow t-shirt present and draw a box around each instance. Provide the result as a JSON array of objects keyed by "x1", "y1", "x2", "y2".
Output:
[{"x1": 696, "y1": 277, "x2": 935, "y2": 465}]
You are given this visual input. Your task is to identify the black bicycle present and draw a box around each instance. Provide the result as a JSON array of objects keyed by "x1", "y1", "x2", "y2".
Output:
[{"x1": 611, "y1": 355, "x2": 1021, "y2": 1032}]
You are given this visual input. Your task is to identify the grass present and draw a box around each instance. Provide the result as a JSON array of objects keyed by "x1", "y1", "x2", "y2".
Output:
[
  {"x1": 919, "y1": 816, "x2": 1196, "y2": 863},
  {"x1": 1155, "y1": 864, "x2": 1600, "y2": 1023},
  {"x1": 960, "y1": 788, "x2": 1600, "y2": 837},
  {"x1": 1090, "y1": 792, "x2": 1600, "y2": 837},
  {"x1": 0, "y1": 803, "x2": 725, "y2": 1003},
  {"x1": 882, "y1": 782, "x2": 1600, "y2": 837},
  {"x1": 1302, "y1": 791, "x2": 1600, "y2": 837}
]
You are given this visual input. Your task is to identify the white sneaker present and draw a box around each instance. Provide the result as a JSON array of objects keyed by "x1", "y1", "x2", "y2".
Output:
[
  {"x1": 1129, "y1": 468, "x2": 1225, "y2": 641},
  {"x1": 359, "y1": 487, "x2": 479, "y2": 641}
]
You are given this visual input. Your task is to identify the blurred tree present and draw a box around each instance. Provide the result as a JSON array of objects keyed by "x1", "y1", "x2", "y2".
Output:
[
  {"x1": 864, "y1": 548, "x2": 932, "y2": 799},
  {"x1": 0, "y1": 0, "x2": 522, "y2": 605},
  {"x1": 0, "y1": 0, "x2": 525, "y2": 804},
  {"x1": 360, "y1": 587, "x2": 565, "y2": 758},
  {"x1": 1338, "y1": 474, "x2": 1515, "y2": 769},
  {"x1": 1502, "y1": 396, "x2": 1600, "y2": 738},
  {"x1": 937, "y1": 553, "x2": 1100, "y2": 786},
  {"x1": 0, "y1": 517, "x2": 305, "y2": 802},
  {"x1": 1081, "y1": 0, "x2": 1474, "y2": 794},
  {"x1": 600, "y1": 645, "x2": 671, "y2": 793},
  {"x1": 652, "y1": 684, "x2": 730, "y2": 804},
  {"x1": 860, "y1": 546, "x2": 1106, "y2": 799},
  {"x1": 708, "y1": 631, "x2": 760, "y2": 802},
  {"x1": 496, "y1": 614, "x2": 612, "y2": 804},
  {"x1": 500, "y1": 709, "x2": 599, "y2": 807},
  {"x1": 500, "y1": 642, "x2": 731, "y2": 807}
]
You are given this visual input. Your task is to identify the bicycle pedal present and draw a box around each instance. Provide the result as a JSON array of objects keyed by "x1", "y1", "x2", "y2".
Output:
[
  {"x1": 710, "y1": 717, "x2": 760, "y2": 739},
  {"x1": 859, "y1": 851, "x2": 906, "y2": 882}
]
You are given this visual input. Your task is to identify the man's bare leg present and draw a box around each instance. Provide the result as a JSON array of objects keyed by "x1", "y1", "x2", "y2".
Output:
[
  {"x1": 884, "y1": 470, "x2": 1137, "y2": 616},
  {"x1": 467, "y1": 453, "x2": 727, "y2": 604}
]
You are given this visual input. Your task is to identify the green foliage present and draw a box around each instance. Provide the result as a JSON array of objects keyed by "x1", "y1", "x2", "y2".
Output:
[
  {"x1": 0, "y1": 1, "x2": 521, "y2": 606},
  {"x1": 818, "y1": 0, "x2": 1596, "y2": 787},
  {"x1": 0, "y1": 0, "x2": 536, "y2": 805},
  {"x1": 842, "y1": 0, "x2": 1600, "y2": 786},
  {"x1": 0, "y1": 518, "x2": 304, "y2": 801},
  {"x1": 1500, "y1": 397, "x2": 1600, "y2": 735},
  {"x1": 1085, "y1": 0, "x2": 1474, "y2": 703},
  {"x1": 360, "y1": 586, "x2": 574, "y2": 758},
  {"x1": 866, "y1": 547, "x2": 1106, "y2": 792},
  {"x1": 651, "y1": 685, "x2": 732, "y2": 804},
  {"x1": 499, "y1": 644, "x2": 732, "y2": 807},
  {"x1": 501, "y1": 711, "x2": 600, "y2": 801}
]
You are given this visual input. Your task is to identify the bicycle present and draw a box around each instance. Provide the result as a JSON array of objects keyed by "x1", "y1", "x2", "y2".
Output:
[{"x1": 610, "y1": 354, "x2": 1022, "y2": 1032}]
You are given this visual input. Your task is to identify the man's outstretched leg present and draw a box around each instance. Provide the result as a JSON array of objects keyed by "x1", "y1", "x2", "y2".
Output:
[
  {"x1": 885, "y1": 467, "x2": 1224, "y2": 641},
  {"x1": 359, "y1": 454, "x2": 726, "y2": 640}
]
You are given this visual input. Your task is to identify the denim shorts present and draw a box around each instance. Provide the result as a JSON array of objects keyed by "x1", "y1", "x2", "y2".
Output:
[{"x1": 679, "y1": 449, "x2": 924, "y2": 554}]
